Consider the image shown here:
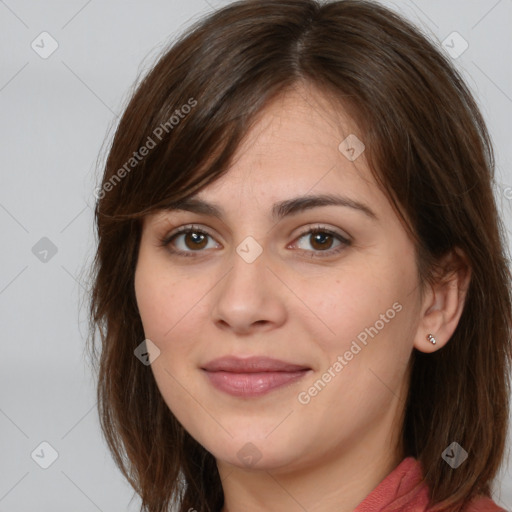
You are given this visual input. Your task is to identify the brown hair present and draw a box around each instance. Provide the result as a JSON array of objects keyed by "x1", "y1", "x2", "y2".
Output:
[{"x1": 87, "y1": 1, "x2": 512, "y2": 511}]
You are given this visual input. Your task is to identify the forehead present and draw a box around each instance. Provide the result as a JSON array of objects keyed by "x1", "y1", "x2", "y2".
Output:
[
  {"x1": 144, "y1": 84, "x2": 397, "y2": 231},
  {"x1": 192, "y1": 86, "x2": 380, "y2": 209},
  {"x1": 238, "y1": 84, "x2": 360, "y2": 157}
]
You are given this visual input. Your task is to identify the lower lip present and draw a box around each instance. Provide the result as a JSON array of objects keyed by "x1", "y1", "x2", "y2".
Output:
[{"x1": 203, "y1": 369, "x2": 310, "y2": 397}]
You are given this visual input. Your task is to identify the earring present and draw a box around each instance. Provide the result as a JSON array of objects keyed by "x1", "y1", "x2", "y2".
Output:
[{"x1": 426, "y1": 333, "x2": 437, "y2": 345}]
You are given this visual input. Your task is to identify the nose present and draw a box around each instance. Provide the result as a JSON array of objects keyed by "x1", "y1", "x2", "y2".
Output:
[{"x1": 210, "y1": 243, "x2": 287, "y2": 336}]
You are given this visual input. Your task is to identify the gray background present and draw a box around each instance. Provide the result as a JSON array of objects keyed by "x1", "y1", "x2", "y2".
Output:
[{"x1": 0, "y1": 0, "x2": 511, "y2": 510}]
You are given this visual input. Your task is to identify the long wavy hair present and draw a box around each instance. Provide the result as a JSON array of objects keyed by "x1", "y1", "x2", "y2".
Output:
[{"x1": 87, "y1": 1, "x2": 512, "y2": 511}]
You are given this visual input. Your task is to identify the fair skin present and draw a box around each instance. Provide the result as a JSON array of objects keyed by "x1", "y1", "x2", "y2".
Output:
[{"x1": 134, "y1": 84, "x2": 470, "y2": 512}]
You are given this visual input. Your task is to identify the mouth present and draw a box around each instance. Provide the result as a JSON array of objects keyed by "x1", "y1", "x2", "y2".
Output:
[{"x1": 201, "y1": 356, "x2": 312, "y2": 397}]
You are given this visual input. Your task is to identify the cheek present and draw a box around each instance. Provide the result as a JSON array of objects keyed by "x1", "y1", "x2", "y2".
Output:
[
  {"x1": 300, "y1": 251, "x2": 418, "y2": 400},
  {"x1": 134, "y1": 261, "x2": 168, "y2": 340},
  {"x1": 134, "y1": 258, "x2": 209, "y2": 432},
  {"x1": 306, "y1": 265, "x2": 408, "y2": 352},
  {"x1": 314, "y1": 278, "x2": 416, "y2": 400},
  {"x1": 135, "y1": 252, "x2": 202, "y2": 345}
]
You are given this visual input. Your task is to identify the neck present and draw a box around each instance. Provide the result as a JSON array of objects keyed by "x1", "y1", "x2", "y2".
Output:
[{"x1": 217, "y1": 423, "x2": 404, "y2": 512}]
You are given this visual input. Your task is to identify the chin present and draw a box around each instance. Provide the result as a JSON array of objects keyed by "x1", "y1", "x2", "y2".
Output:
[
  {"x1": 215, "y1": 443, "x2": 298, "y2": 471},
  {"x1": 195, "y1": 427, "x2": 309, "y2": 472}
]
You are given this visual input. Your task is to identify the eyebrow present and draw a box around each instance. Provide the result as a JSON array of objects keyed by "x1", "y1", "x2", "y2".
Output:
[{"x1": 164, "y1": 193, "x2": 378, "y2": 221}]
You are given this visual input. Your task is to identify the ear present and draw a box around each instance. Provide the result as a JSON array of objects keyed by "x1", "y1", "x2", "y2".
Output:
[{"x1": 413, "y1": 247, "x2": 472, "y2": 353}]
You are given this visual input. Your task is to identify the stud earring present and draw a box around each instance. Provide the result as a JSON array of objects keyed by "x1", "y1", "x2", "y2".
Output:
[{"x1": 426, "y1": 333, "x2": 436, "y2": 345}]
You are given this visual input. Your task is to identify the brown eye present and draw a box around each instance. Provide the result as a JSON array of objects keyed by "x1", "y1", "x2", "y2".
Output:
[
  {"x1": 182, "y1": 231, "x2": 209, "y2": 250},
  {"x1": 309, "y1": 231, "x2": 335, "y2": 251},
  {"x1": 161, "y1": 225, "x2": 219, "y2": 257},
  {"x1": 292, "y1": 226, "x2": 350, "y2": 258}
]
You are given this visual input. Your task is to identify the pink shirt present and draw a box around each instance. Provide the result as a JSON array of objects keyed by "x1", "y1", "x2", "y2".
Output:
[{"x1": 354, "y1": 457, "x2": 508, "y2": 512}]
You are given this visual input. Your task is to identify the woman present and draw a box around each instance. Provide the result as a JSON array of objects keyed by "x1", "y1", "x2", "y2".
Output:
[{"x1": 88, "y1": 1, "x2": 512, "y2": 511}]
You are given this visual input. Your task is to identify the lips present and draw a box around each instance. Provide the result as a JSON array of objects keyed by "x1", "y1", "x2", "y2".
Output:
[
  {"x1": 201, "y1": 356, "x2": 311, "y2": 397},
  {"x1": 202, "y1": 356, "x2": 310, "y2": 373}
]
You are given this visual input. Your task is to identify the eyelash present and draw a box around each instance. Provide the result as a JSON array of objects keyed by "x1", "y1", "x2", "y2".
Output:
[{"x1": 159, "y1": 223, "x2": 351, "y2": 259}]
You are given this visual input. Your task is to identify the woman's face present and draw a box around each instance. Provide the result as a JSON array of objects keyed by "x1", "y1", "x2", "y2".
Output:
[{"x1": 134, "y1": 85, "x2": 424, "y2": 474}]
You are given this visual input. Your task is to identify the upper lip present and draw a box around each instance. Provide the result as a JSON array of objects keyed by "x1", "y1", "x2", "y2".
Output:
[{"x1": 201, "y1": 356, "x2": 310, "y2": 373}]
